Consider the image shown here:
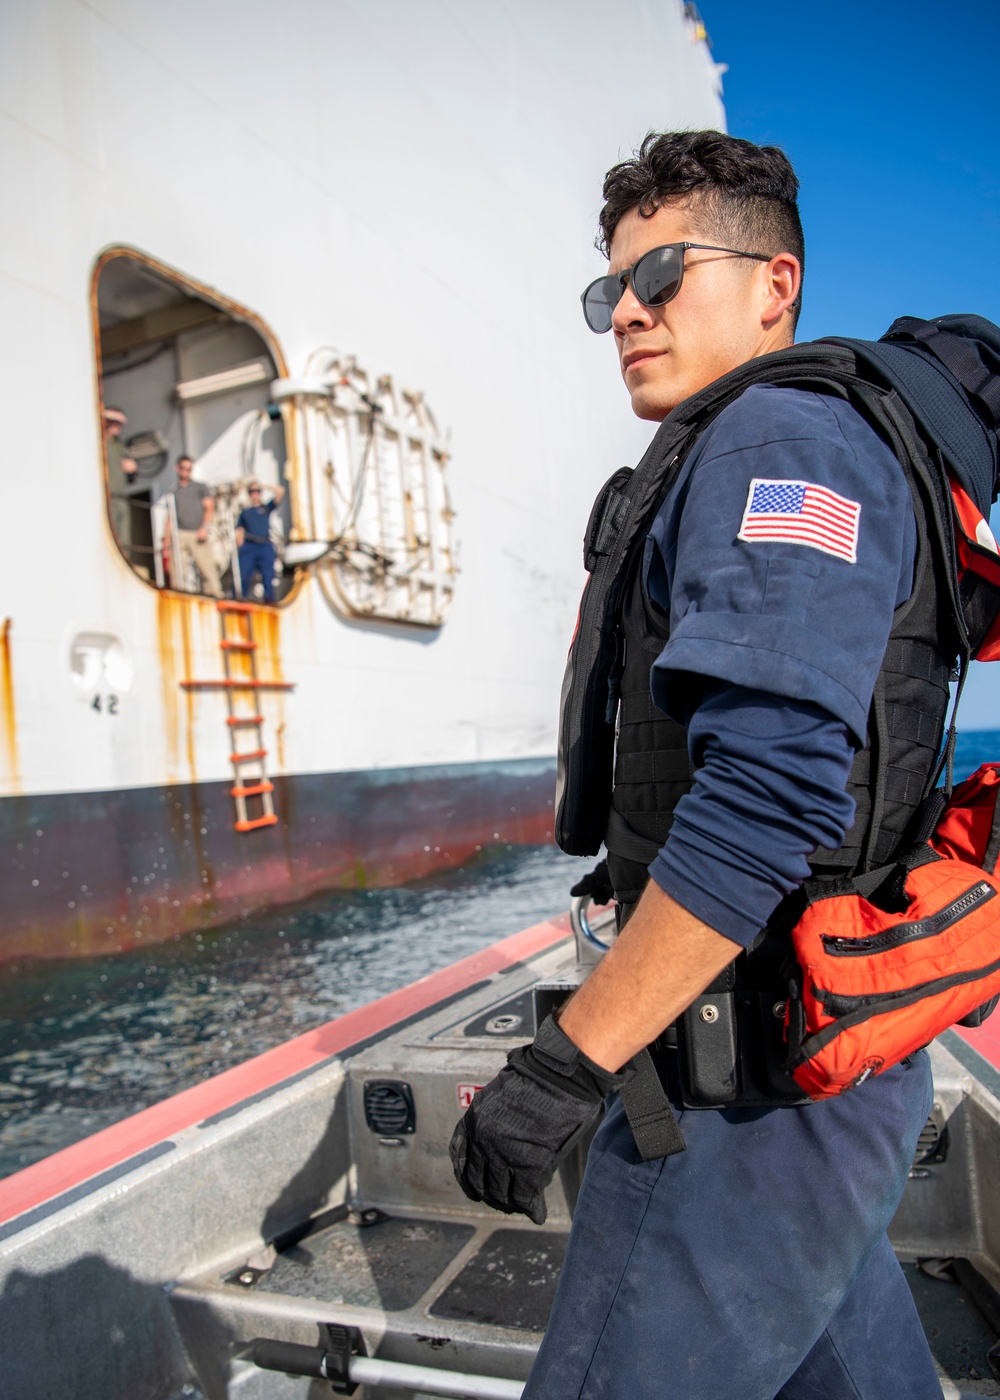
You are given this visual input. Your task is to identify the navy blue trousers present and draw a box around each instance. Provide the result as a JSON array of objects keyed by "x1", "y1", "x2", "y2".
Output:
[
  {"x1": 523, "y1": 1051, "x2": 940, "y2": 1400},
  {"x1": 239, "y1": 541, "x2": 276, "y2": 602}
]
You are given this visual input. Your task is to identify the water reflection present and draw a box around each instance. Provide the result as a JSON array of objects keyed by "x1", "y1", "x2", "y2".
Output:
[{"x1": 0, "y1": 843, "x2": 585, "y2": 1179}]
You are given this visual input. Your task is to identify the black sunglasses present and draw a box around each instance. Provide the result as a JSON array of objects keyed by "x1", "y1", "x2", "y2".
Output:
[{"x1": 581, "y1": 242, "x2": 770, "y2": 334}]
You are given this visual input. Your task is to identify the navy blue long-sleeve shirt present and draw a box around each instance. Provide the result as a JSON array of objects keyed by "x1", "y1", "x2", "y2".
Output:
[{"x1": 642, "y1": 384, "x2": 916, "y2": 947}]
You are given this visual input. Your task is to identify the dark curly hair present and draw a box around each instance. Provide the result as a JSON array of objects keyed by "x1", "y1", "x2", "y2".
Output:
[{"x1": 598, "y1": 130, "x2": 804, "y2": 326}]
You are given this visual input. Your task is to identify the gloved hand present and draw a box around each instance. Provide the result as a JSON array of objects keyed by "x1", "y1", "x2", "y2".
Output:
[
  {"x1": 569, "y1": 857, "x2": 615, "y2": 906},
  {"x1": 449, "y1": 1014, "x2": 634, "y2": 1225}
]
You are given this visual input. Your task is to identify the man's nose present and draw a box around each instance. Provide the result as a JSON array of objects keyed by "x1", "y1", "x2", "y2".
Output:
[{"x1": 611, "y1": 280, "x2": 655, "y2": 336}]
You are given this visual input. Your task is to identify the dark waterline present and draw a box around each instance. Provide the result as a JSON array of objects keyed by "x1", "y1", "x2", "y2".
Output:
[
  {"x1": 0, "y1": 842, "x2": 585, "y2": 1180},
  {"x1": 2, "y1": 729, "x2": 997, "y2": 1183}
]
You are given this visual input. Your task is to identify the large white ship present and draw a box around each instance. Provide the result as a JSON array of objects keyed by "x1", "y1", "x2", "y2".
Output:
[{"x1": 0, "y1": 0, "x2": 726, "y2": 962}]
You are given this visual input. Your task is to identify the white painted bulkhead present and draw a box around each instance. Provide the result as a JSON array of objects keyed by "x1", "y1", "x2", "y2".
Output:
[{"x1": 0, "y1": 0, "x2": 725, "y2": 800}]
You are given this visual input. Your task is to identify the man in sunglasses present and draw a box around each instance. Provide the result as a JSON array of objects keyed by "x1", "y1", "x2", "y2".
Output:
[{"x1": 452, "y1": 131, "x2": 941, "y2": 1398}]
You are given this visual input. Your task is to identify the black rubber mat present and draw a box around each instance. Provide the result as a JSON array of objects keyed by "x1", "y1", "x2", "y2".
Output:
[
  {"x1": 256, "y1": 1214, "x2": 475, "y2": 1312},
  {"x1": 430, "y1": 1228, "x2": 569, "y2": 1332}
]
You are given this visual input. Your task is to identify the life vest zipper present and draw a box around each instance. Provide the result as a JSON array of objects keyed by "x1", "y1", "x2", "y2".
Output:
[{"x1": 820, "y1": 880, "x2": 996, "y2": 957}]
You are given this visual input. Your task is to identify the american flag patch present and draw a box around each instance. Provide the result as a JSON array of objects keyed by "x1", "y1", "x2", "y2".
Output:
[{"x1": 738, "y1": 478, "x2": 861, "y2": 564}]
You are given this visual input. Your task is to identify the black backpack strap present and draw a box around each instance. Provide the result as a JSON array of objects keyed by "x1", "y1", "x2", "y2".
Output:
[
  {"x1": 887, "y1": 318, "x2": 1000, "y2": 431},
  {"x1": 929, "y1": 647, "x2": 972, "y2": 797},
  {"x1": 605, "y1": 806, "x2": 663, "y2": 866}
]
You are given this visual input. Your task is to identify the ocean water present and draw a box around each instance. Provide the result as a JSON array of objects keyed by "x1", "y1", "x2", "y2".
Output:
[
  {"x1": 2, "y1": 728, "x2": 998, "y2": 1182},
  {"x1": 0, "y1": 841, "x2": 586, "y2": 1179}
]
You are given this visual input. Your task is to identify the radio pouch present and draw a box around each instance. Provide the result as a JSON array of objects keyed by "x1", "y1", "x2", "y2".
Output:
[
  {"x1": 677, "y1": 942, "x2": 810, "y2": 1109},
  {"x1": 785, "y1": 763, "x2": 1000, "y2": 1098}
]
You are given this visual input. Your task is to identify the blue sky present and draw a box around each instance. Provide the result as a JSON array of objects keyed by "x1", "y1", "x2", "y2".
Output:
[{"x1": 705, "y1": 0, "x2": 1000, "y2": 726}]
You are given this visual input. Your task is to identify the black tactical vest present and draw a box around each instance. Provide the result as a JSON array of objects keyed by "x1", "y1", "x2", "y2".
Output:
[
  {"x1": 557, "y1": 326, "x2": 1000, "y2": 890},
  {"x1": 605, "y1": 449, "x2": 955, "y2": 911},
  {"x1": 555, "y1": 324, "x2": 1000, "y2": 1110}
]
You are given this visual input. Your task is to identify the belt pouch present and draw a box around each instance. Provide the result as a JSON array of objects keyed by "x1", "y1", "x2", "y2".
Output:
[
  {"x1": 750, "y1": 987, "x2": 810, "y2": 1102},
  {"x1": 677, "y1": 966, "x2": 738, "y2": 1106},
  {"x1": 676, "y1": 959, "x2": 811, "y2": 1109}
]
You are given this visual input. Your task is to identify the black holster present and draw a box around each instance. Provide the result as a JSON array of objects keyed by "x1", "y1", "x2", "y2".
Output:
[
  {"x1": 617, "y1": 902, "x2": 808, "y2": 1110},
  {"x1": 675, "y1": 957, "x2": 808, "y2": 1108}
]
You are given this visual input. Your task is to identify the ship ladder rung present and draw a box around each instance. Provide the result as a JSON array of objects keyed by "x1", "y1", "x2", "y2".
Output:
[
  {"x1": 231, "y1": 781, "x2": 274, "y2": 799},
  {"x1": 220, "y1": 638, "x2": 257, "y2": 652},
  {"x1": 217, "y1": 600, "x2": 259, "y2": 614},
  {"x1": 230, "y1": 749, "x2": 267, "y2": 764},
  {"x1": 226, "y1": 715, "x2": 265, "y2": 728},
  {"x1": 235, "y1": 813, "x2": 279, "y2": 832}
]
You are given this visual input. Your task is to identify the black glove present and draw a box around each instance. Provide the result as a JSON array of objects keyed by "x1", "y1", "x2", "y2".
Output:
[
  {"x1": 569, "y1": 858, "x2": 614, "y2": 905},
  {"x1": 449, "y1": 1014, "x2": 634, "y2": 1225}
]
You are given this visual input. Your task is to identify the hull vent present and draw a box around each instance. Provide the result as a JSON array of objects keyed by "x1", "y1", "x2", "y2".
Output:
[
  {"x1": 364, "y1": 1080, "x2": 416, "y2": 1135},
  {"x1": 913, "y1": 1108, "x2": 949, "y2": 1166}
]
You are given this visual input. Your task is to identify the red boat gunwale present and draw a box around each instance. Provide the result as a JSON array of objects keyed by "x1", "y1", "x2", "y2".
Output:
[
  {"x1": 0, "y1": 915, "x2": 571, "y2": 1229},
  {"x1": 956, "y1": 1017, "x2": 1000, "y2": 1074}
]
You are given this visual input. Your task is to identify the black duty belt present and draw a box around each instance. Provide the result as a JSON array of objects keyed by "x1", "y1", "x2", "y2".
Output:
[{"x1": 650, "y1": 1024, "x2": 678, "y2": 1051}]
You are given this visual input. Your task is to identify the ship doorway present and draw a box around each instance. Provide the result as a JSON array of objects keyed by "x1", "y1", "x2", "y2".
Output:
[{"x1": 93, "y1": 250, "x2": 293, "y2": 603}]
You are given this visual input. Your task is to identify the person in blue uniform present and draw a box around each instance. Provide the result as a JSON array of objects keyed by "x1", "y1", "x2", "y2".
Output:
[
  {"x1": 451, "y1": 132, "x2": 942, "y2": 1398},
  {"x1": 236, "y1": 479, "x2": 286, "y2": 604}
]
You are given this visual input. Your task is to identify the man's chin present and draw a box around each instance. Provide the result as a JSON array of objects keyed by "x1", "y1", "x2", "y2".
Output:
[{"x1": 628, "y1": 387, "x2": 679, "y2": 423}]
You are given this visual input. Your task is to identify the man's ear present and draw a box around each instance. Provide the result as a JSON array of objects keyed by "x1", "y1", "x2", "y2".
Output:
[{"x1": 761, "y1": 253, "x2": 800, "y2": 328}]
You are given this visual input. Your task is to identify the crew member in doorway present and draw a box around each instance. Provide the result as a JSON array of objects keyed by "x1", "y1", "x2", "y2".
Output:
[
  {"x1": 164, "y1": 455, "x2": 223, "y2": 598},
  {"x1": 451, "y1": 131, "x2": 944, "y2": 1399},
  {"x1": 236, "y1": 479, "x2": 285, "y2": 604},
  {"x1": 103, "y1": 405, "x2": 138, "y2": 553}
]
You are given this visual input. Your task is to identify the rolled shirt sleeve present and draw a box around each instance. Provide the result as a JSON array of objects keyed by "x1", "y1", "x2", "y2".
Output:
[{"x1": 648, "y1": 684, "x2": 858, "y2": 947}]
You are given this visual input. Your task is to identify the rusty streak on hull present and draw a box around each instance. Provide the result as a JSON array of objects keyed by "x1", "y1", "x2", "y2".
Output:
[
  {"x1": 0, "y1": 618, "x2": 19, "y2": 793},
  {"x1": 0, "y1": 757, "x2": 557, "y2": 963}
]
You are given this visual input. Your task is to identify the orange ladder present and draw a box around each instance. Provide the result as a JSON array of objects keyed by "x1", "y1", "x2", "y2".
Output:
[{"x1": 180, "y1": 602, "x2": 294, "y2": 833}]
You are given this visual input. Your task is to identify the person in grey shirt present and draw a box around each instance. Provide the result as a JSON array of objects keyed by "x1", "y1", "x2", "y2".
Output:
[
  {"x1": 164, "y1": 455, "x2": 223, "y2": 597},
  {"x1": 104, "y1": 405, "x2": 138, "y2": 552}
]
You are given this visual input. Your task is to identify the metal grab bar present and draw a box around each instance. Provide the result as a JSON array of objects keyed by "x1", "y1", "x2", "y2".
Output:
[
  {"x1": 249, "y1": 1335, "x2": 525, "y2": 1398},
  {"x1": 570, "y1": 893, "x2": 616, "y2": 953},
  {"x1": 351, "y1": 1355, "x2": 524, "y2": 1397}
]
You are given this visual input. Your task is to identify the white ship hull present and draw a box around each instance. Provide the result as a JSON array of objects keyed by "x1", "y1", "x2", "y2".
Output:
[{"x1": 0, "y1": 0, "x2": 725, "y2": 959}]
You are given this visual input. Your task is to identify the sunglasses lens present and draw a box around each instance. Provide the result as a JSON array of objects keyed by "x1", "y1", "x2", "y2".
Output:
[
  {"x1": 582, "y1": 276, "x2": 619, "y2": 334},
  {"x1": 633, "y1": 245, "x2": 683, "y2": 307}
]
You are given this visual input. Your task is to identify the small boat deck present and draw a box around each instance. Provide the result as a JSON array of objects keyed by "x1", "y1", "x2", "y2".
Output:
[
  {"x1": 175, "y1": 1211, "x2": 567, "y2": 1398},
  {"x1": 2, "y1": 916, "x2": 1000, "y2": 1398},
  {"x1": 172, "y1": 1213, "x2": 1000, "y2": 1399}
]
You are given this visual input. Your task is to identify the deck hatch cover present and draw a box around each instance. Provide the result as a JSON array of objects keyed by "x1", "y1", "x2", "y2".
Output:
[{"x1": 363, "y1": 1079, "x2": 416, "y2": 1135}]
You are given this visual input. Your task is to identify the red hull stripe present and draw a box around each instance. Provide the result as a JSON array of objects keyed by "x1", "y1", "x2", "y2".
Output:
[
  {"x1": 0, "y1": 915, "x2": 570, "y2": 1227},
  {"x1": 956, "y1": 1015, "x2": 1000, "y2": 1072}
]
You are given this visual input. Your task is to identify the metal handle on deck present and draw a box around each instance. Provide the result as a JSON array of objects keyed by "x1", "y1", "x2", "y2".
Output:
[
  {"x1": 570, "y1": 893, "x2": 614, "y2": 951},
  {"x1": 250, "y1": 1338, "x2": 327, "y2": 1378},
  {"x1": 351, "y1": 1356, "x2": 524, "y2": 1397},
  {"x1": 249, "y1": 1332, "x2": 525, "y2": 1398}
]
